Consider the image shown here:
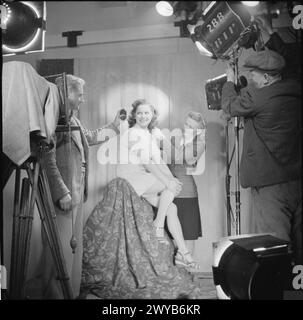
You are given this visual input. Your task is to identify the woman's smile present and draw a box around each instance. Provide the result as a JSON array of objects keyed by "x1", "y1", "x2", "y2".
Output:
[{"x1": 135, "y1": 104, "x2": 153, "y2": 128}]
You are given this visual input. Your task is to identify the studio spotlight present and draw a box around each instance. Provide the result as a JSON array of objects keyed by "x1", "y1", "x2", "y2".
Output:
[
  {"x1": 212, "y1": 234, "x2": 292, "y2": 300},
  {"x1": 190, "y1": 1, "x2": 257, "y2": 60},
  {"x1": 195, "y1": 40, "x2": 213, "y2": 57},
  {"x1": 155, "y1": 1, "x2": 174, "y2": 17},
  {"x1": 187, "y1": 23, "x2": 213, "y2": 57},
  {"x1": 241, "y1": 1, "x2": 260, "y2": 7},
  {"x1": 2, "y1": 1, "x2": 46, "y2": 56},
  {"x1": 1, "y1": 2, "x2": 11, "y2": 30}
]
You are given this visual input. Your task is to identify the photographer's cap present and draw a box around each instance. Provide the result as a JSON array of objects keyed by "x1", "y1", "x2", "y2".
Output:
[{"x1": 242, "y1": 49, "x2": 285, "y2": 74}]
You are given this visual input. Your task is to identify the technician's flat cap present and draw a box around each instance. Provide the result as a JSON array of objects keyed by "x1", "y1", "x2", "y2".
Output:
[{"x1": 242, "y1": 49, "x2": 285, "y2": 74}]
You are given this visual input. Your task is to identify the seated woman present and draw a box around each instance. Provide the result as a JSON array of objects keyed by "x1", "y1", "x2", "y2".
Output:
[
  {"x1": 79, "y1": 102, "x2": 209, "y2": 298},
  {"x1": 116, "y1": 99, "x2": 199, "y2": 269}
]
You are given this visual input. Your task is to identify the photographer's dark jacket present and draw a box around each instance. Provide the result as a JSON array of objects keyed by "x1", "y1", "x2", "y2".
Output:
[
  {"x1": 266, "y1": 32, "x2": 301, "y2": 81},
  {"x1": 221, "y1": 80, "x2": 301, "y2": 188}
]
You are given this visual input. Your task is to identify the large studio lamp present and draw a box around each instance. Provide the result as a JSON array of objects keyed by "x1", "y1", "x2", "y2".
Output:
[
  {"x1": 190, "y1": 1, "x2": 253, "y2": 60},
  {"x1": 2, "y1": 1, "x2": 46, "y2": 56},
  {"x1": 212, "y1": 234, "x2": 293, "y2": 299}
]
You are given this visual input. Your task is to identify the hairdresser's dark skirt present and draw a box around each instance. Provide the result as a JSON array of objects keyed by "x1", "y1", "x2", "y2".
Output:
[{"x1": 167, "y1": 197, "x2": 202, "y2": 240}]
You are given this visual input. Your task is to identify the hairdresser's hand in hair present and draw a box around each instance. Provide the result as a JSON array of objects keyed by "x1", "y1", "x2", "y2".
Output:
[
  {"x1": 197, "y1": 116, "x2": 207, "y2": 138},
  {"x1": 226, "y1": 64, "x2": 236, "y2": 83},
  {"x1": 197, "y1": 128, "x2": 206, "y2": 144},
  {"x1": 58, "y1": 193, "x2": 72, "y2": 211},
  {"x1": 200, "y1": 116, "x2": 207, "y2": 130},
  {"x1": 254, "y1": 14, "x2": 274, "y2": 36}
]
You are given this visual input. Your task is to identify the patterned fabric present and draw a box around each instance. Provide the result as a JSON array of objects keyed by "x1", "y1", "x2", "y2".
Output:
[{"x1": 80, "y1": 178, "x2": 206, "y2": 299}]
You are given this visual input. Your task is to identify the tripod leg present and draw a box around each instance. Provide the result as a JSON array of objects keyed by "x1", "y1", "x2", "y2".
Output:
[
  {"x1": 19, "y1": 161, "x2": 40, "y2": 298},
  {"x1": 19, "y1": 178, "x2": 32, "y2": 299},
  {"x1": 28, "y1": 166, "x2": 73, "y2": 299},
  {"x1": 41, "y1": 168, "x2": 73, "y2": 299},
  {"x1": 10, "y1": 177, "x2": 30, "y2": 299},
  {"x1": 226, "y1": 121, "x2": 232, "y2": 236},
  {"x1": 9, "y1": 167, "x2": 21, "y2": 299}
]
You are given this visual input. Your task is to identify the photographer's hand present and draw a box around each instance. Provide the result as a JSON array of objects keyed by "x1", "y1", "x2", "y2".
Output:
[{"x1": 59, "y1": 193, "x2": 72, "y2": 211}]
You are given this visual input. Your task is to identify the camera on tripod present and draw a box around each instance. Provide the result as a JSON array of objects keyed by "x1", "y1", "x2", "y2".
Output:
[
  {"x1": 2, "y1": 62, "x2": 74, "y2": 299},
  {"x1": 205, "y1": 72, "x2": 248, "y2": 111}
]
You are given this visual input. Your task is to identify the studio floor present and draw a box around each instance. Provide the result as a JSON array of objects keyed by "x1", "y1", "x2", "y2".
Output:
[
  {"x1": 192, "y1": 272, "x2": 217, "y2": 299},
  {"x1": 21, "y1": 272, "x2": 217, "y2": 300}
]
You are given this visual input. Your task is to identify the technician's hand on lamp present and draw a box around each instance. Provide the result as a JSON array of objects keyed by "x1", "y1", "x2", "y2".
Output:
[{"x1": 254, "y1": 14, "x2": 274, "y2": 36}]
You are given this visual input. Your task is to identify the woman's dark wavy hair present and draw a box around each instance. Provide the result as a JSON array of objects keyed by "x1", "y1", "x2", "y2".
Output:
[{"x1": 128, "y1": 99, "x2": 158, "y2": 132}]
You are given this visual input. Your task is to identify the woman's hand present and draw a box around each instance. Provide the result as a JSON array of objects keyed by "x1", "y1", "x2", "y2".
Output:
[
  {"x1": 166, "y1": 178, "x2": 182, "y2": 196},
  {"x1": 197, "y1": 128, "x2": 206, "y2": 141}
]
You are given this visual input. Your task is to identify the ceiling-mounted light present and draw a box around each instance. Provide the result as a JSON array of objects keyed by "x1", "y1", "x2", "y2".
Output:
[
  {"x1": 155, "y1": 1, "x2": 174, "y2": 17},
  {"x1": 241, "y1": 1, "x2": 260, "y2": 7},
  {"x1": 1, "y1": 2, "x2": 11, "y2": 29}
]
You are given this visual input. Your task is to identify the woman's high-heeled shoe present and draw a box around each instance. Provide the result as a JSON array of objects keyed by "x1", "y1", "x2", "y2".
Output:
[{"x1": 174, "y1": 251, "x2": 200, "y2": 270}]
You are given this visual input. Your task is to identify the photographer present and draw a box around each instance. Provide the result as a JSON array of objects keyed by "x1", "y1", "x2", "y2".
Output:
[
  {"x1": 221, "y1": 49, "x2": 302, "y2": 264},
  {"x1": 40, "y1": 75, "x2": 122, "y2": 299}
]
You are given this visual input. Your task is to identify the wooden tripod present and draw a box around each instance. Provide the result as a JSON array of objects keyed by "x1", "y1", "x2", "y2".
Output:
[{"x1": 8, "y1": 140, "x2": 73, "y2": 299}]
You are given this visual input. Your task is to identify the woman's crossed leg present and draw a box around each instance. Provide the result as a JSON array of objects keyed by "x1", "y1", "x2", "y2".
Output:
[{"x1": 142, "y1": 180, "x2": 200, "y2": 269}]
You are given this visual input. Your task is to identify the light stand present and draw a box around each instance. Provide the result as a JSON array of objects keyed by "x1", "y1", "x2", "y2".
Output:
[
  {"x1": 225, "y1": 120, "x2": 232, "y2": 236},
  {"x1": 233, "y1": 52, "x2": 243, "y2": 236},
  {"x1": 226, "y1": 49, "x2": 242, "y2": 236},
  {"x1": 205, "y1": 70, "x2": 241, "y2": 236},
  {"x1": 225, "y1": 116, "x2": 241, "y2": 236},
  {"x1": 234, "y1": 116, "x2": 241, "y2": 235}
]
